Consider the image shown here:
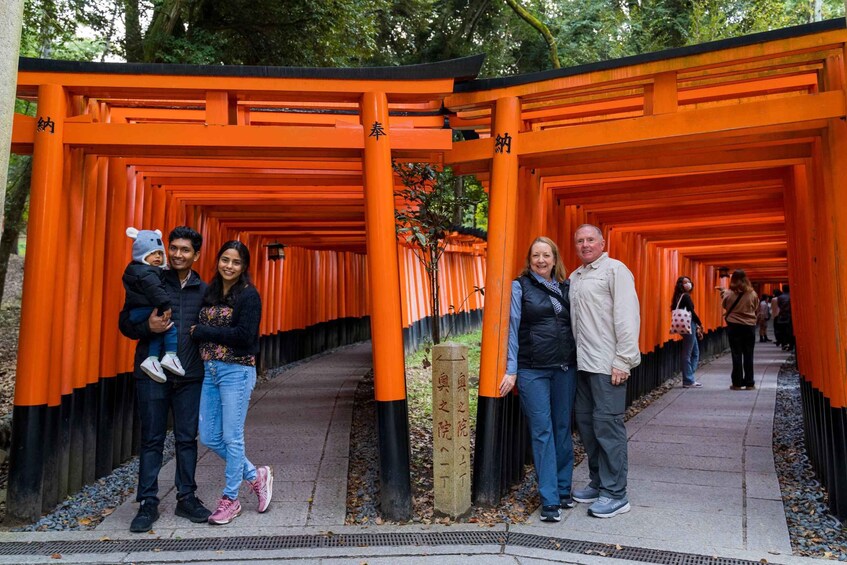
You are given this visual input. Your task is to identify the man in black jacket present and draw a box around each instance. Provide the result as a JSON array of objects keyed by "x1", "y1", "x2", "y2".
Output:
[{"x1": 119, "y1": 226, "x2": 211, "y2": 532}]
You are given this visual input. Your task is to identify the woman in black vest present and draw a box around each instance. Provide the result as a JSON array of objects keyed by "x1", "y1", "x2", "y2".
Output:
[{"x1": 498, "y1": 236, "x2": 577, "y2": 523}]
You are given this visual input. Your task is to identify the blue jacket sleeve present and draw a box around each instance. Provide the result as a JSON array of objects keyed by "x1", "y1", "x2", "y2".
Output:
[
  {"x1": 118, "y1": 303, "x2": 153, "y2": 340},
  {"x1": 506, "y1": 280, "x2": 522, "y2": 375}
]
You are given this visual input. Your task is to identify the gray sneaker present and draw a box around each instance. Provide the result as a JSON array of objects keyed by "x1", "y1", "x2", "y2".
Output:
[
  {"x1": 540, "y1": 505, "x2": 562, "y2": 522},
  {"x1": 588, "y1": 496, "x2": 631, "y2": 518},
  {"x1": 572, "y1": 485, "x2": 600, "y2": 503}
]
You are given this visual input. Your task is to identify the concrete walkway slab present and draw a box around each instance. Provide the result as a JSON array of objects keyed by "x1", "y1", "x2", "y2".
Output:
[
  {"x1": 557, "y1": 345, "x2": 795, "y2": 559},
  {"x1": 97, "y1": 342, "x2": 372, "y2": 532}
]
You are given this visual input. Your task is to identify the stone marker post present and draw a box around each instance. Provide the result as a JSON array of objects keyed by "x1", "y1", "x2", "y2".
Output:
[{"x1": 432, "y1": 342, "x2": 471, "y2": 518}]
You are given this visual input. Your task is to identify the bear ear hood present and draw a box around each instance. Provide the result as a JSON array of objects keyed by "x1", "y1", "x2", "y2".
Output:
[
  {"x1": 126, "y1": 227, "x2": 162, "y2": 240},
  {"x1": 127, "y1": 227, "x2": 166, "y2": 265}
]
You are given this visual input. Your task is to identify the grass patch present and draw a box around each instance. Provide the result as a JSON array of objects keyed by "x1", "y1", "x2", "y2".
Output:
[{"x1": 405, "y1": 329, "x2": 481, "y2": 431}]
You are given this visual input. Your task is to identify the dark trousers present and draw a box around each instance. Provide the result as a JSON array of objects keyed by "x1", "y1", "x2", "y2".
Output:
[
  {"x1": 574, "y1": 370, "x2": 628, "y2": 499},
  {"x1": 727, "y1": 323, "x2": 756, "y2": 387},
  {"x1": 135, "y1": 377, "x2": 202, "y2": 504},
  {"x1": 775, "y1": 319, "x2": 795, "y2": 349}
]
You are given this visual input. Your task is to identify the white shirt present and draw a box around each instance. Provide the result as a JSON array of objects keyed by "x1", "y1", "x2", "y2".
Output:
[{"x1": 569, "y1": 252, "x2": 641, "y2": 375}]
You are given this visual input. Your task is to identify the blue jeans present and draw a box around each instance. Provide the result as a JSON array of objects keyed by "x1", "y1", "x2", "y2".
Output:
[
  {"x1": 516, "y1": 365, "x2": 577, "y2": 507},
  {"x1": 680, "y1": 325, "x2": 700, "y2": 385},
  {"x1": 135, "y1": 378, "x2": 202, "y2": 504},
  {"x1": 199, "y1": 360, "x2": 258, "y2": 499},
  {"x1": 129, "y1": 307, "x2": 178, "y2": 357}
]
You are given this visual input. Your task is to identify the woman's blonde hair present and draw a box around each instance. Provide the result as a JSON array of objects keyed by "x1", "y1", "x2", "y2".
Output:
[
  {"x1": 521, "y1": 236, "x2": 567, "y2": 282},
  {"x1": 730, "y1": 269, "x2": 753, "y2": 294}
]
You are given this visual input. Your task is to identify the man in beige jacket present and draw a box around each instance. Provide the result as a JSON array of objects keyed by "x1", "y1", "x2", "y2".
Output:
[{"x1": 569, "y1": 224, "x2": 641, "y2": 518}]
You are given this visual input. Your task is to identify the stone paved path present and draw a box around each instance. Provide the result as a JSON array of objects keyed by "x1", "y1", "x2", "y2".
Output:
[
  {"x1": 97, "y1": 342, "x2": 372, "y2": 533},
  {"x1": 520, "y1": 343, "x2": 794, "y2": 561}
]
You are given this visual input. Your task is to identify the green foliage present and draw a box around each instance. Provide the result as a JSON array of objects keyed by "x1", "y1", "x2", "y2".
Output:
[
  {"x1": 405, "y1": 329, "x2": 481, "y2": 430},
  {"x1": 463, "y1": 176, "x2": 488, "y2": 230},
  {"x1": 394, "y1": 162, "x2": 484, "y2": 343},
  {"x1": 133, "y1": 0, "x2": 391, "y2": 65},
  {"x1": 22, "y1": 0, "x2": 114, "y2": 60},
  {"x1": 25, "y1": 0, "x2": 843, "y2": 74},
  {"x1": 552, "y1": 0, "x2": 845, "y2": 66},
  {"x1": 394, "y1": 162, "x2": 461, "y2": 259}
]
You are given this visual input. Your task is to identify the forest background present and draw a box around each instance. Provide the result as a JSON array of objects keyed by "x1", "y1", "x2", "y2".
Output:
[{"x1": 2, "y1": 0, "x2": 846, "y2": 302}]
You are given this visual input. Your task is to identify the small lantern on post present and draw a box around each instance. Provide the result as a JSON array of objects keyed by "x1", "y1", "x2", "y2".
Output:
[{"x1": 266, "y1": 241, "x2": 286, "y2": 261}]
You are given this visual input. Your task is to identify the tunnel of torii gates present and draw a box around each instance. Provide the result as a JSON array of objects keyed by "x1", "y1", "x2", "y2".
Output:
[{"x1": 6, "y1": 17, "x2": 847, "y2": 522}]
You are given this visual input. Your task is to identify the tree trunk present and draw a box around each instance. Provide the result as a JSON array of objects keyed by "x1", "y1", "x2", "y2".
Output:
[
  {"x1": 503, "y1": 0, "x2": 560, "y2": 69},
  {"x1": 452, "y1": 175, "x2": 464, "y2": 226},
  {"x1": 124, "y1": 0, "x2": 144, "y2": 62},
  {"x1": 0, "y1": 157, "x2": 31, "y2": 305},
  {"x1": 143, "y1": 0, "x2": 187, "y2": 62},
  {"x1": 429, "y1": 246, "x2": 441, "y2": 345},
  {"x1": 0, "y1": 0, "x2": 25, "y2": 235}
]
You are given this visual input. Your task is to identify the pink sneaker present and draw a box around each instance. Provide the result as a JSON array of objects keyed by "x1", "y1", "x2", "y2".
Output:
[
  {"x1": 249, "y1": 465, "x2": 273, "y2": 513},
  {"x1": 208, "y1": 496, "x2": 241, "y2": 525}
]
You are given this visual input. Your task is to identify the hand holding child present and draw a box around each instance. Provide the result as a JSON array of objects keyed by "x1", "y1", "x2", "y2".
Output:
[{"x1": 148, "y1": 309, "x2": 174, "y2": 333}]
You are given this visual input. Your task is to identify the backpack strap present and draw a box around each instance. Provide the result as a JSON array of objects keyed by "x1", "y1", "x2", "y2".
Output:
[{"x1": 724, "y1": 292, "x2": 745, "y2": 318}]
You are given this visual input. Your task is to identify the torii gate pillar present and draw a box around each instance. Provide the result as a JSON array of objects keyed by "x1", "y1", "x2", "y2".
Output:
[
  {"x1": 361, "y1": 91, "x2": 413, "y2": 520},
  {"x1": 473, "y1": 97, "x2": 522, "y2": 505}
]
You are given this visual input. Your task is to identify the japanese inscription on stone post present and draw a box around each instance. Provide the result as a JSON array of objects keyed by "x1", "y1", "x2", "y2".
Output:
[{"x1": 432, "y1": 342, "x2": 471, "y2": 518}]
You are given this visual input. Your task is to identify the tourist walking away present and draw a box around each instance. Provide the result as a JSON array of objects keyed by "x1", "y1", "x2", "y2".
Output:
[
  {"x1": 775, "y1": 284, "x2": 794, "y2": 352},
  {"x1": 671, "y1": 276, "x2": 704, "y2": 388},
  {"x1": 499, "y1": 236, "x2": 577, "y2": 523},
  {"x1": 569, "y1": 224, "x2": 641, "y2": 518},
  {"x1": 719, "y1": 270, "x2": 759, "y2": 390},
  {"x1": 123, "y1": 227, "x2": 186, "y2": 382},
  {"x1": 757, "y1": 294, "x2": 771, "y2": 342},
  {"x1": 771, "y1": 289, "x2": 783, "y2": 347},
  {"x1": 119, "y1": 226, "x2": 212, "y2": 532},
  {"x1": 192, "y1": 240, "x2": 273, "y2": 525}
]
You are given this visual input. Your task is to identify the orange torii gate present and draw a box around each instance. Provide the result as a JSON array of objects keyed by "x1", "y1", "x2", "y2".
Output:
[
  {"x1": 443, "y1": 19, "x2": 847, "y2": 517},
  {"x1": 8, "y1": 55, "x2": 486, "y2": 521},
  {"x1": 8, "y1": 17, "x2": 847, "y2": 523}
]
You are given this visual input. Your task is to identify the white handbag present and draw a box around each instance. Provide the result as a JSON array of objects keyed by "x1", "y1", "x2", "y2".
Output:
[{"x1": 670, "y1": 295, "x2": 692, "y2": 335}]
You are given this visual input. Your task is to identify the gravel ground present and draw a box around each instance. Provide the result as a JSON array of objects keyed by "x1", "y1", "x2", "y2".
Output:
[
  {"x1": 0, "y1": 254, "x2": 24, "y2": 419},
  {"x1": 13, "y1": 435, "x2": 176, "y2": 532},
  {"x1": 774, "y1": 357, "x2": 847, "y2": 558}
]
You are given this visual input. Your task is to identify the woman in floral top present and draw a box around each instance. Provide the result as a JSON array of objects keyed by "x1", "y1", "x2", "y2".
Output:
[{"x1": 190, "y1": 240, "x2": 272, "y2": 525}]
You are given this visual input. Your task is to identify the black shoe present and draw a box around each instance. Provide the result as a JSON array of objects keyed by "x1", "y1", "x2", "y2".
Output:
[
  {"x1": 560, "y1": 494, "x2": 576, "y2": 509},
  {"x1": 540, "y1": 505, "x2": 562, "y2": 522},
  {"x1": 175, "y1": 493, "x2": 212, "y2": 523},
  {"x1": 130, "y1": 500, "x2": 159, "y2": 533}
]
